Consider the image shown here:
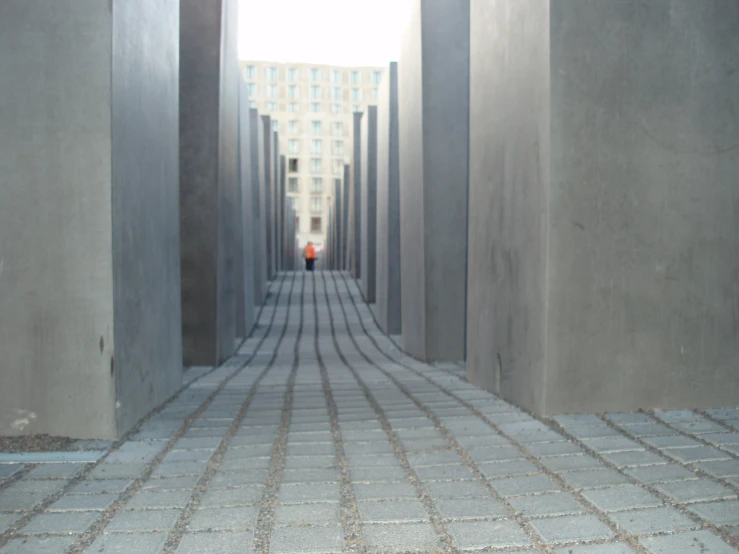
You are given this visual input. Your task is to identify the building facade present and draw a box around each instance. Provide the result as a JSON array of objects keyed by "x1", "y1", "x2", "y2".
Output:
[{"x1": 240, "y1": 61, "x2": 384, "y2": 253}]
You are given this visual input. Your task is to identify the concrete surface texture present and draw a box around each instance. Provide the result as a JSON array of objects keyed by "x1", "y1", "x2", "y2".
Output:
[
  {"x1": 238, "y1": 82, "x2": 256, "y2": 338},
  {"x1": 360, "y1": 106, "x2": 379, "y2": 304},
  {"x1": 343, "y1": 165, "x2": 351, "y2": 271},
  {"x1": 375, "y1": 62, "x2": 402, "y2": 336},
  {"x1": 352, "y1": 112, "x2": 364, "y2": 279},
  {"x1": 273, "y1": 132, "x2": 281, "y2": 274},
  {"x1": 334, "y1": 178, "x2": 343, "y2": 270},
  {"x1": 466, "y1": 0, "x2": 739, "y2": 416},
  {"x1": 262, "y1": 116, "x2": 275, "y2": 280},
  {"x1": 1, "y1": 272, "x2": 737, "y2": 553},
  {"x1": 0, "y1": 1, "x2": 181, "y2": 439},
  {"x1": 250, "y1": 108, "x2": 268, "y2": 304},
  {"x1": 279, "y1": 155, "x2": 287, "y2": 270},
  {"x1": 399, "y1": 0, "x2": 470, "y2": 362}
]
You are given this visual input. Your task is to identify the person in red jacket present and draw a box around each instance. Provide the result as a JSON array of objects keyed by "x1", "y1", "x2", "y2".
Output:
[{"x1": 304, "y1": 242, "x2": 317, "y2": 272}]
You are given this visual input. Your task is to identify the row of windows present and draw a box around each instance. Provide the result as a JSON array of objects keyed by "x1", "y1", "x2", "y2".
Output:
[
  {"x1": 290, "y1": 215, "x2": 324, "y2": 233},
  {"x1": 287, "y1": 197, "x2": 327, "y2": 219},
  {"x1": 245, "y1": 66, "x2": 382, "y2": 86},
  {"x1": 288, "y1": 177, "x2": 343, "y2": 195},
  {"x1": 247, "y1": 83, "x2": 377, "y2": 102},
  {"x1": 249, "y1": 100, "x2": 364, "y2": 114},
  {"x1": 286, "y1": 157, "x2": 345, "y2": 175},
  {"x1": 287, "y1": 139, "x2": 344, "y2": 156},
  {"x1": 272, "y1": 121, "x2": 346, "y2": 137}
]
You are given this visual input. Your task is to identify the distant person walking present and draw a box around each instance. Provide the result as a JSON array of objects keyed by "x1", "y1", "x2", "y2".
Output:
[{"x1": 304, "y1": 242, "x2": 317, "y2": 272}]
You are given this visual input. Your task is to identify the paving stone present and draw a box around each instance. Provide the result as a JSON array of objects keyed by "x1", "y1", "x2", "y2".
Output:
[
  {"x1": 143, "y1": 475, "x2": 202, "y2": 491},
  {"x1": 363, "y1": 522, "x2": 441, "y2": 551},
  {"x1": 583, "y1": 437, "x2": 647, "y2": 452},
  {"x1": 434, "y1": 497, "x2": 508, "y2": 519},
  {"x1": 695, "y1": 460, "x2": 739, "y2": 478},
  {"x1": 425, "y1": 480, "x2": 490, "y2": 499},
  {"x1": 270, "y1": 524, "x2": 343, "y2": 553},
  {"x1": 104, "y1": 509, "x2": 180, "y2": 533},
  {"x1": 26, "y1": 463, "x2": 87, "y2": 479},
  {"x1": 355, "y1": 499, "x2": 426, "y2": 523},
  {"x1": 448, "y1": 519, "x2": 531, "y2": 549},
  {"x1": 654, "y1": 410, "x2": 702, "y2": 423},
  {"x1": 173, "y1": 438, "x2": 222, "y2": 450},
  {"x1": 126, "y1": 490, "x2": 192, "y2": 510},
  {"x1": 642, "y1": 435, "x2": 703, "y2": 449},
  {"x1": 278, "y1": 482, "x2": 340, "y2": 503},
  {"x1": 353, "y1": 481, "x2": 417, "y2": 501},
  {"x1": 623, "y1": 464, "x2": 697, "y2": 484},
  {"x1": 539, "y1": 455, "x2": 605, "y2": 473},
  {"x1": 455, "y1": 435, "x2": 510, "y2": 450},
  {"x1": 526, "y1": 442, "x2": 585, "y2": 457},
  {"x1": 605, "y1": 413, "x2": 655, "y2": 425},
  {"x1": 343, "y1": 442, "x2": 395, "y2": 457},
  {"x1": 609, "y1": 506, "x2": 698, "y2": 534},
  {"x1": 350, "y1": 465, "x2": 406, "y2": 482},
  {"x1": 653, "y1": 478, "x2": 735, "y2": 503},
  {"x1": 404, "y1": 451, "x2": 462, "y2": 467},
  {"x1": 663, "y1": 446, "x2": 732, "y2": 464},
  {"x1": 530, "y1": 514, "x2": 614, "y2": 543},
  {"x1": 199, "y1": 486, "x2": 264, "y2": 507},
  {"x1": 151, "y1": 461, "x2": 209, "y2": 477},
  {"x1": 23, "y1": 510, "x2": 99, "y2": 534},
  {"x1": 582, "y1": 485, "x2": 662, "y2": 512},
  {"x1": 477, "y1": 460, "x2": 539, "y2": 478},
  {"x1": 0, "y1": 536, "x2": 76, "y2": 553},
  {"x1": 88, "y1": 463, "x2": 148, "y2": 479},
  {"x1": 554, "y1": 544, "x2": 636, "y2": 554},
  {"x1": 86, "y1": 532, "x2": 167, "y2": 553},
  {"x1": 489, "y1": 475, "x2": 559, "y2": 497},
  {"x1": 620, "y1": 422, "x2": 674, "y2": 437},
  {"x1": 601, "y1": 450, "x2": 669, "y2": 468},
  {"x1": 285, "y1": 443, "x2": 335, "y2": 457},
  {"x1": 0, "y1": 491, "x2": 51, "y2": 511},
  {"x1": 508, "y1": 492, "x2": 584, "y2": 518},
  {"x1": 48, "y1": 493, "x2": 117, "y2": 512},
  {"x1": 188, "y1": 506, "x2": 258, "y2": 531},
  {"x1": 566, "y1": 425, "x2": 623, "y2": 440},
  {"x1": 162, "y1": 450, "x2": 213, "y2": 463},
  {"x1": 175, "y1": 531, "x2": 254, "y2": 553},
  {"x1": 686, "y1": 500, "x2": 739, "y2": 526},
  {"x1": 701, "y1": 433, "x2": 739, "y2": 446},
  {"x1": 283, "y1": 455, "x2": 336, "y2": 469},
  {"x1": 671, "y1": 421, "x2": 728, "y2": 435},
  {"x1": 401, "y1": 438, "x2": 450, "y2": 453},
  {"x1": 640, "y1": 530, "x2": 737, "y2": 553},
  {"x1": 280, "y1": 468, "x2": 338, "y2": 484},
  {"x1": 274, "y1": 502, "x2": 340, "y2": 526},
  {"x1": 105, "y1": 442, "x2": 163, "y2": 464},
  {"x1": 0, "y1": 512, "x2": 24, "y2": 533},
  {"x1": 0, "y1": 464, "x2": 24, "y2": 480},
  {"x1": 69, "y1": 479, "x2": 133, "y2": 494},
  {"x1": 414, "y1": 464, "x2": 474, "y2": 481},
  {"x1": 6, "y1": 480, "x2": 62, "y2": 494}
]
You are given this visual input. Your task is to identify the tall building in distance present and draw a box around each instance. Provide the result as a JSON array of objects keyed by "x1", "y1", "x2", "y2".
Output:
[{"x1": 240, "y1": 61, "x2": 385, "y2": 253}]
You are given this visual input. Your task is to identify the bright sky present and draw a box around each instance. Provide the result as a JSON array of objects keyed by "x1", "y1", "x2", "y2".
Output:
[{"x1": 238, "y1": 0, "x2": 413, "y2": 67}]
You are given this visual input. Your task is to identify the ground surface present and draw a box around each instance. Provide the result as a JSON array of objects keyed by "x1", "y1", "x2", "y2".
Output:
[{"x1": 0, "y1": 271, "x2": 737, "y2": 553}]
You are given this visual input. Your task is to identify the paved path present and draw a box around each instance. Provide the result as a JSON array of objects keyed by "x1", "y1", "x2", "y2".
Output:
[{"x1": 1, "y1": 271, "x2": 738, "y2": 553}]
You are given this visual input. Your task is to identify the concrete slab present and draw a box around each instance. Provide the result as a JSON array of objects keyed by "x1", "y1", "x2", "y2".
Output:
[
  {"x1": 352, "y1": 112, "x2": 363, "y2": 279},
  {"x1": 360, "y1": 106, "x2": 378, "y2": 303}
]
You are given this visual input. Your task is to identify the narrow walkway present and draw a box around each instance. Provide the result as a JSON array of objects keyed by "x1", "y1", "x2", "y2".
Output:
[{"x1": 0, "y1": 272, "x2": 738, "y2": 553}]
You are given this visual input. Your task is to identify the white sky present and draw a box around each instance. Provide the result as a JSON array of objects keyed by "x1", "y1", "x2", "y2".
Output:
[{"x1": 238, "y1": 0, "x2": 413, "y2": 67}]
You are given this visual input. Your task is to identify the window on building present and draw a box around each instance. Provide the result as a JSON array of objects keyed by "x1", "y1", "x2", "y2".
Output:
[
  {"x1": 311, "y1": 139, "x2": 322, "y2": 155},
  {"x1": 311, "y1": 121, "x2": 322, "y2": 135},
  {"x1": 295, "y1": 216, "x2": 300, "y2": 232},
  {"x1": 333, "y1": 122, "x2": 343, "y2": 136},
  {"x1": 268, "y1": 66, "x2": 278, "y2": 81},
  {"x1": 311, "y1": 158, "x2": 322, "y2": 173},
  {"x1": 249, "y1": 100, "x2": 257, "y2": 109},
  {"x1": 271, "y1": 120, "x2": 279, "y2": 132},
  {"x1": 310, "y1": 102, "x2": 321, "y2": 113},
  {"x1": 267, "y1": 84, "x2": 278, "y2": 98},
  {"x1": 311, "y1": 217, "x2": 322, "y2": 232},
  {"x1": 311, "y1": 177, "x2": 323, "y2": 194},
  {"x1": 331, "y1": 70, "x2": 342, "y2": 84},
  {"x1": 288, "y1": 139, "x2": 299, "y2": 154},
  {"x1": 288, "y1": 177, "x2": 299, "y2": 193},
  {"x1": 310, "y1": 68, "x2": 320, "y2": 82},
  {"x1": 333, "y1": 159, "x2": 343, "y2": 175},
  {"x1": 332, "y1": 87, "x2": 342, "y2": 101},
  {"x1": 287, "y1": 67, "x2": 298, "y2": 82},
  {"x1": 310, "y1": 197, "x2": 322, "y2": 213},
  {"x1": 350, "y1": 71, "x2": 360, "y2": 84},
  {"x1": 288, "y1": 102, "x2": 298, "y2": 112},
  {"x1": 289, "y1": 120, "x2": 299, "y2": 134},
  {"x1": 267, "y1": 102, "x2": 277, "y2": 111},
  {"x1": 352, "y1": 105, "x2": 362, "y2": 113},
  {"x1": 372, "y1": 71, "x2": 382, "y2": 84},
  {"x1": 245, "y1": 65, "x2": 256, "y2": 79},
  {"x1": 333, "y1": 140, "x2": 344, "y2": 156},
  {"x1": 332, "y1": 104, "x2": 342, "y2": 114},
  {"x1": 288, "y1": 85, "x2": 299, "y2": 99},
  {"x1": 372, "y1": 88, "x2": 379, "y2": 101},
  {"x1": 293, "y1": 198, "x2": 300, "y2": 213},
  {"x1": 247, "y1": 83, "x2": 256, "y2": 97},
  {"x1": 351, "y1": 88, "x2": 361, "y2": 101},
  {"x1": 310, "y1": 85, "x2": 321, "y2": 99},
  {"x1": 289, "y1": 158, "x2": 299, "y2": 172}
]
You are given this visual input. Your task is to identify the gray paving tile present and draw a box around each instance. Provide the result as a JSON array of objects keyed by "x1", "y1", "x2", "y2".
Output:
[
  {"x1": 642, "y1": 435, "x2": 703, "y2": 449},
  {"x1": 466, "y1": 445, "x2": 525, "y2": 462},
  {"x1": 5, "y1": 480, "x2": 62, "y2": 494},
  {"x1": 358, "y1": 499, "x2": 428, "y2": 522},
  {"x1": 530, "y1": 514, "x2": 613, "y2": 543},
  {"x1": 425, "y1": 480, "x2": 490, "y2": 499},
  {"x1": 88, "y1": 463, "x2": 148, "y2": 479},
  {"x1": 175, "y1": 531, "x2": 254, "y2": 553},
  {"x1": 435, "y1": 497, "x2": 508, "y2": 519},
  {"x1": 0, "y1": 512, "x2": 24, "y2": 533},
  {"x1": 23, "y1": 511, "x2": 99, "y2": 534},
  {"x1": 104, "y1": 509, "x2": 180, "y2": 533},
  {"x1": 489, "y1": 475, "x2": 559, "y2": 497},
  {"x1": 539, "y1": 454, "x2": 605, "y2": 473},
  {"x1": 653, "y1": 478, "x2": 736, "y2": 503},
  {"x1": 671, "y1": 420, "x2": 728, "y2": 435},
  {"x1": 609, "y1": 506, "x2": 698, "y2": 534},
  {"x1": 69, "y1": 479, "x2": 133, "y2": 494},
  {"x1": 554, "y1": 544, "x2": 636, "y2": 554},
  {"x1": 448, "y1": 519, "x2": 531, "y2": 549},
  {"x1": 188, "y1": 506, "x2": 258, "y2": 531},
  {"x1": 363, "y1": 522, "x2": 441, "y2": 551},
  {"x1": 274, "y1": 502, "x2": 340, "y2": 526},
  {"x1": 283, "y1": 455, "x2": 336, "y2": 469},
  {"x1": 354, "y1": 481, "x2": 417, "y2": 501},
  {"x1": 350, "y1": 465, "x2": 406, "y2": 482},
  {"x1": 0, "y1": 491, "x2": 51, "y2": 511},
  {"x1": 151, "y1": 461, "x2": 209, "y2": 477},
  {"x1": 280, "y1": 468, "x2": 338, "y2": 484},
  {"x1": 582, "y1": 485, "x2": 662, "y2": 512},
  {"x1": 623, "y1": 464, "x2": 697, "y2": 484},
  {"x1": 270, "y1": 525, "x2": 343, "y2": 553},
  {"x1": 414, "y1": 464, "x2": 474, "y2": 481},
  {"x1": 526, "y1": 442, "x2": 585, "y2": 457},
  {"x1": 48, "y1": 493, "x2": 117, "y2": 512},
  {"x1": 278, "y1": 482, "x2": 340, "y2": 503},
  {"x1": 663, "y1": 446, "x2": 732, "y2": 464},
  {"x1": 600, "y1": 450, "x2": 668, "y2": 468},
  {"x1": 695, "y1": 460, "x2": 739, "y2": 478},
  {"x1": 508, "y1": 492, "x2": 585, "y2": 518},
  {"x1": 686, "y1": 500, "x2": 739, "y2": 526},
  {"x1": 0, "y1": 464, "x2": 24, "y2": 480},
  {"x1": 285, "y1": 442, "x2": 335, "y2": 457},
  {"x1": 640, "y1": 530, "x2": 737, "y2": 553},
  {"x1": 0, "y1": 536, "x2": 76, "y2": 553},
  {"x1": 478, "y1": 460, "x2": 539, "y2": 478},
  {"x1": 200, "y1": 486, "x2": 263, "y2": 507},
  {"x1": 86, "y1": 532, "x2": 167, "y2": 553},
  {"x1": 26, "y1": 463, "x2": 87, "y2": 479},
  {"x1": 583, "y1": 437, "x2": 645, "y2": 453},
  {"x1": 126, "y1": 490, "x2": 192, "y2": 510}
]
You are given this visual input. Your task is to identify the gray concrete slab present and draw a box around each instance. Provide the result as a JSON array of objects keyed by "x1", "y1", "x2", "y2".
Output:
[
  {"x1": 237, "y1": 82, "x2": 256, "y2": 338},
  {"x1": 399, "y1": 0, "x2": 470, "y2": 362},
  {"x1": 250, "y1": 108, "x2": 268, "y2": 304},
  {"x1": 466, "y1": 0, "x2": 739, "y2": 415},
  {"x1": 360, "y1": 106, "x2": 378, "y2": 303},
  {"x1": 352, "y1": 113, "x2": 363, "y2": 279},
  {"x1": 262, "y1": 116, "x2": 275, "y2": 280}
]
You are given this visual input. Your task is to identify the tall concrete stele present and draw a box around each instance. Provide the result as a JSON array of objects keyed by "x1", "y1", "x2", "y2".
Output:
[
  {"x1": 360, "y1": 106, "x2": 379, "y2": 304},
  {"x1": 351, "y1": 112, "x2": 364, "y2": 280},
  {"x1": 466, "y1": 0, "x2": 739, "y2": 415},
  {"x1": 0, "y1": 1, "x2": 183, "y2": 438},
  {"x1": 399, "y1": 0, "x2": 470, "y2": 362}
]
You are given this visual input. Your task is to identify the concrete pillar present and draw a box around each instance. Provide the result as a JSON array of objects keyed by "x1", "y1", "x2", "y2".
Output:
[
  {"x1": 360, "y1": 107, "x2": 379, "y2": 303},
  {"x1": 0, "y1": 1, "x2": 182, "y2": 439},
  {"x1": 262, "y1": 116, "x2": 275, "y2": 280},
  {"x1": 180, "y1": 0, "x2": 242, "y2": 366},
  {"x1": 279, "y1": 155, "x2": 287, "y2": 271},
  {"x1": 272, "y1": 131, "x2": 281, "y2": 273},
  {"x1": 333, "y1": 178, "x2": 342, "y2": 272},
  {"x1": 376, "y1": 63, "x2": 402, "y2": 335},
  {"x1": 352, "y1": 112, "x2": 363, "y2": 279},
  {"x1": 343, "y1": 164, "x2": 351, "y2": 272},
  {"x1": 466, "y1": 0, "x2": 739, "y2": 416},
  {"x1": 237, "y1": 82, "x2": 256, "y2": 338},
  {"x1": 399, "y1": 0, "x2": 470, "y2": 362},
  {"x1": 249, "y1": 108, "x2": 267, "y2": 304}
]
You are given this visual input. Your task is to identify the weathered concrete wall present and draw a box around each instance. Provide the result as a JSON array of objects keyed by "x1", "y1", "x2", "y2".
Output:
[
  {"x1": 352, "y1": 112, "x2": 363, "y2": 279},
  {"x1": 250, "y1": 108, "x2": 267, "y2": 303},
  {"x1": 467, "y1": 0, "x2": 739, "y2": 415},
  {"x1": 272, "y1": 132, "x2": 281, "y2": 274},
  {"x1": 262, "y1": 116, "x2": 275, "y2": 280},
  {"x1": 238, "y1": 82, "x2": 256, "y2": 338},
  {"x1": 343, "y1": 166, "x2": 351, "y2": 271},
  {"x1": 375, "y1": 63, "x2": 402, "y2": 335},
  {"x1": 0, "y1": 0, "x2": 181, "y2": 438},
  {"x1": 334, "y1": 178, "x2": 342, "y2": 270},
  {"x1": 360, "y1": 106, "x2": 379, "y2": 303},
  {"x1": 279, "y1": 155, "x2": 286, "y2": 270},
  {"x1": 399, "y1": 0, "x2": 470, "y2": 362}
]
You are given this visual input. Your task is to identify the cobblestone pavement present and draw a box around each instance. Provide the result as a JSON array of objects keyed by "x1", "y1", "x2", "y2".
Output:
[{"x1": 1, "y1": 271, "x2": 738, "y2": 553}]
